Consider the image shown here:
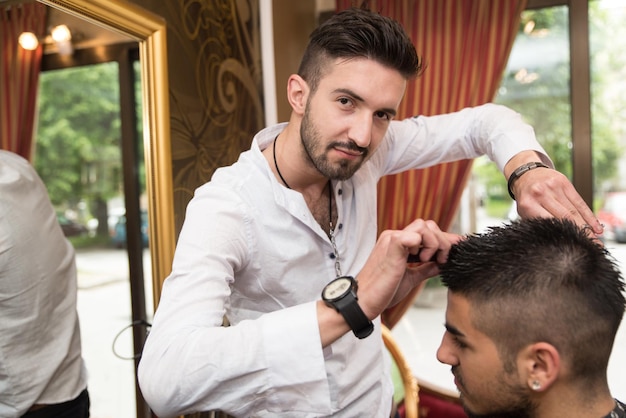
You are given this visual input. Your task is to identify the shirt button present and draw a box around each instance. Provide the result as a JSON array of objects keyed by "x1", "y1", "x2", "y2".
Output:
[
  {"x1": 329, "y1": 253, "x2": 336, "y2": 259},
  {"x1": 338, "y1": 223, "x2": 343, "y2": 229},
  {"x1": 338, "y1": 189, "x2": 343, "y2": 195}
]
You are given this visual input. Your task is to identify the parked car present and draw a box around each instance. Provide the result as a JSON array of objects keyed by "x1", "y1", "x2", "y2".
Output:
[
  {"x1": 110, "y1": 210, "x2": 149, "y2": 248},
  {"x1": 57, "y1": 213, "x2": 88, "y2": 237},
  {"x1": 597, "y1": 191, "x2": 626, "y2": 243}
]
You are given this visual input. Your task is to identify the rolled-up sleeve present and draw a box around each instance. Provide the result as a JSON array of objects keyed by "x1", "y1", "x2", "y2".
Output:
[{"x1": 380, "y1": 103, "x2": 552, "y2": 175}]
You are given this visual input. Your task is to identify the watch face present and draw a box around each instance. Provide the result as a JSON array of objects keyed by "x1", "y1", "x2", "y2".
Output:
[{"x1": 323, "y1": 277, "x2": 352, "y2": 301}]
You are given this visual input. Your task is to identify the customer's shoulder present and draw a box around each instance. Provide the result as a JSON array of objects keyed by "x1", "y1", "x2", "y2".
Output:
[
  {"x1": 609, "y1": 399, "x2": 626, "y2": 418},
  {"x1": 0, "y1": 150, "x2": 42, "y2": 189},
  {"x1": 0, "y1": 150, "x2": 31, "y2": 169}
]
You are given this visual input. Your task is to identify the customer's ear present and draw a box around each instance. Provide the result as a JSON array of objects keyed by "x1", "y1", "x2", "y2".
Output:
[{"x1": 517, "y1": 342, "x2": 560, "y2": 392}]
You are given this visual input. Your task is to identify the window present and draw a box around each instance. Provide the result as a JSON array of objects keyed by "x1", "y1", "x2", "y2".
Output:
[{"x1": 398, "y1": 0, "x2": 626, "y2": 403}]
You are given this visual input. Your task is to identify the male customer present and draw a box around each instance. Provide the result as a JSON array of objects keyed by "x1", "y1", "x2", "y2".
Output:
[
  {"x1": 0, "y1": 150, "x2": 89, "y2": 417},
  {"x1": 438, "y1": 217, "x2": 625, "y2": 418},
  {"x1": 138, "y1": 7, "x2": 601, "y2": 417}
]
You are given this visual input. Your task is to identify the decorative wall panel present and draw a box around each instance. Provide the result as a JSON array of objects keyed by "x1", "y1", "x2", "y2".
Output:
[{"x1": 135, "y1": 0, "x2": 264, "y2": 236}]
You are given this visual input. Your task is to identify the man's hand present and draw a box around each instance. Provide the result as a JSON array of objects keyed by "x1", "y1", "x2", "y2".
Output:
[
  {"x1": 505, "y1": 152, "x2": 603, "y2": 235},
  {"x1": 356, "y1": 219, "x2": 461, "y2": 320}
]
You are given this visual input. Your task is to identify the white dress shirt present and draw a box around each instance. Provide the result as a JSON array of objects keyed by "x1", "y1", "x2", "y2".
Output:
[
  {"x1": 0, "y1": 151, "x2": 88, "y2": 417},
  {"x1": 138, "y1": 104, "x2": 550, "y2": 417}
]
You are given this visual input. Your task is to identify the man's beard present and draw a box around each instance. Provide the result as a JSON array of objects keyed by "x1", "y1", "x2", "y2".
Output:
[
  {"x1": 299, "y1": 108, "x2": 367, "y2": 181},
  {"x1": 454, "y1": 367, "x2": 536, "y2": 418},
  {"x1": 465, "y1": 409, "x2": 533, "y2": 418}
]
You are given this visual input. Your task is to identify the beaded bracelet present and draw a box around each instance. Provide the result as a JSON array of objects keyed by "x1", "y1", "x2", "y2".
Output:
[{"x1": 507, "y1": 161, "x2": 550, "y2": 200}]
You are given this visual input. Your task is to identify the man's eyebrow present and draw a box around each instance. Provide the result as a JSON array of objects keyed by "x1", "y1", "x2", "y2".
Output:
[
  {"x1": 444, "y1": 322, "x2": 465, "y2": 337},
  {"x1": 333, "y1": 88, "x2": 398, "y2": 117}
]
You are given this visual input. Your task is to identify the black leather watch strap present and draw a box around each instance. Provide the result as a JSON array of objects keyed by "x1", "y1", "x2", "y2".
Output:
[
  {"x1": 322, "y1": 276, "x2": 374, "y2": 339},
  {"x1": 339, "y1": 297, "x2": 374, "y2": 339}
]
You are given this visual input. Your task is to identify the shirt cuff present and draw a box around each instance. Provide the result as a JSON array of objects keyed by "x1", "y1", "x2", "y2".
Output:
[{"x1": 259, "y1": 301, "x2": 331, "y2": 413}]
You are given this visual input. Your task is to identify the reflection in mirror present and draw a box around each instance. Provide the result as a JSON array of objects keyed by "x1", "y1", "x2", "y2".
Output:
[
  {"x1": 39, "y1": 0, "x2": 175, "y2": 295},
  {"x1": 37, "y1": 56, "x2": 147, "y2": 416},
  {"x1": 33, "y1": 0, "x2": 173, "y2": 416}
]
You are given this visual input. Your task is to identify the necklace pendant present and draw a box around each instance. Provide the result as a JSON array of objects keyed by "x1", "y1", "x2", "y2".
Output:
[{"x1": 329, "y1": 223, "x2": 342, "y2": 278}]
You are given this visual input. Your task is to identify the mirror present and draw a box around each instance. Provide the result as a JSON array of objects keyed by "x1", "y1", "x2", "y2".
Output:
[{"x1": 37, "y1": 0, "x2": 175, "y2": 305}]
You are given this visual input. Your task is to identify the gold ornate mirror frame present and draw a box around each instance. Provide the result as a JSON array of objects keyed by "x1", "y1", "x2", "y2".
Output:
[{"x1": 38, "y1": 0, "x2": 175, "y2": 306}]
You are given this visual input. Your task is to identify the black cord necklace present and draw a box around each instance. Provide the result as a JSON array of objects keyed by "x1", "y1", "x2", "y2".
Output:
[{"x1": 272, "y1": 136, "x2": 291, "y2": 189}]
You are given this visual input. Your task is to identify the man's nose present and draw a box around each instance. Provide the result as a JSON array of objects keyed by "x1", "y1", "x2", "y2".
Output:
[
  {"x1": 348, "y1": 114, "x2": 373, "y2": 148},
  {"x1": 436, "y1": 334, "x2": 457, "y2": 366}
]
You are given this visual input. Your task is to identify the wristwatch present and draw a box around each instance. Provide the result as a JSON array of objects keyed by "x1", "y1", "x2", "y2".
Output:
[{"x1": 321, "y1": 276, "x2": 374, "y2": 339}]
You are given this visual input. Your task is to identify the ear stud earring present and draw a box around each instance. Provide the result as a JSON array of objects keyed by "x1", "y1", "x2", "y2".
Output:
[{"x1": 530, "y1": 380, "x2": 541, "y2": 391}]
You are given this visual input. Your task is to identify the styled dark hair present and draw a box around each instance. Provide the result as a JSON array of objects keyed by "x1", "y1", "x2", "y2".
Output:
[
  {"x1": 441, "y1": 217, "x2": 625, "y2": 380},
  {"x1": 297, "y1": 7, "x2": 423, "y2": 92}
]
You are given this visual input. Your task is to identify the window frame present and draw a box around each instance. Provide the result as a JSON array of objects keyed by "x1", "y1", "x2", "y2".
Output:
[{"x1": 526, "y1": 0, "x2": 593, "y2": 207}]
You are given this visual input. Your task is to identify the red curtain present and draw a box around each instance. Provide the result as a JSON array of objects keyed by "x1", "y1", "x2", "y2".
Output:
[
  {"x1": 0, "y1": 2, "x2": 47, "y2": 160},
  {"x1": 335, "y1": 0, "x2": 526, "y2": 327}
]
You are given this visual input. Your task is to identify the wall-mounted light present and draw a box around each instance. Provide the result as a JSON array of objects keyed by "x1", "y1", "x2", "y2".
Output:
[
  {"x1": 51, "y1": 24, "x2": 73, "y2": 55},
  {"x1": 18, "y1": 32, "x2": 39, "y2": 50},
  {"x1": 18, "y1": 24, "x2": 74, "y2": 56}
]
